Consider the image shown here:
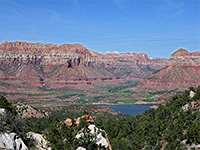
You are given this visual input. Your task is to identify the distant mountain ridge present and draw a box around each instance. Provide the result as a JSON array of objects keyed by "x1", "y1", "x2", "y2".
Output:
[
  {"x1": 138, "y1": 48, "x2": 200, "y2": 91},
  {"x1": 0, "y1": 41, "x2": 168, "y2": 92}
]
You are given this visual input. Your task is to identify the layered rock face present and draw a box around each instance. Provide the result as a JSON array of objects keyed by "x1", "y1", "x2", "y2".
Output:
[
  {"x1": 169, "y1": 48, "x2": 200, "y2": 66},
  {"x1": 138, "y1": 48, "x2": 200, "y2": 91},
  {"x1": 0, "y1": 41, "x2": 92, "y2": 66},
  {"x1": 90, "y1": 52, "x2": 168, "y2": 78},
  {"x1": 0, "y1": 41, "x2": 168, "y2": 91}
]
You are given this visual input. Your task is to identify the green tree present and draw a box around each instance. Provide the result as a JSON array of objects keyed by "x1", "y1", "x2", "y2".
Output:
[{"x1": 0, "y1": 96, "x2": 16, "y2": 114}]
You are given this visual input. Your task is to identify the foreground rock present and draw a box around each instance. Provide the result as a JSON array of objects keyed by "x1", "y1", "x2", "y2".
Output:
[
  {"x1": 26, "y1": 132, "x2": 51, "y2": 150},
  {"x1": 76, "y1": 124, "x2": 111, "y2": 150},
  {"x1": 76, "y1": 147, "x2": 87, "y2": 150},
  {"x1": 0, "y1": 106, "x2": 28, "y2": 150},
  {"x1": 0, "y1": 108, "x2": 6, "y2": 115},
  {"x1": 181, "y1": 139, "x2": 200, "y2": 150},
  {"x1": 0, "y1": 132, "x2": 28, "y2": 150}
]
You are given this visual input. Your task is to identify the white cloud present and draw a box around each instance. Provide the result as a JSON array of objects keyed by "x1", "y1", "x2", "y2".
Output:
[{"x1": 113, "y1": 51, "x2": 119, "y2": 54}]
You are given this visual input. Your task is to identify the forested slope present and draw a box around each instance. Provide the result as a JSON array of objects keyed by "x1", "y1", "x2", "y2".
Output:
[
  {"x1": 96, "y1": 87, "x2": 200, "y2": 150},
  {"x1": 1, "y1": 86, "x2": 200, "y2": 150}
]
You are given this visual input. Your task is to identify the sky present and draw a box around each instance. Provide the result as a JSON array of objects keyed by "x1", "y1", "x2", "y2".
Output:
[{"x1": 0, "y1": 0, "x2": 200, "y2": 58}]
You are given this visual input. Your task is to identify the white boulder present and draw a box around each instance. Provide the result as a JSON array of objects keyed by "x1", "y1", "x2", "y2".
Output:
[
  {"x1": 190, "y1": 91, "x2": 195, "y2": 98},
  {"x1": 76, "y1": 147, "x2": 87, "y2": 150},
  {"x1": 181, "y1": 139, "x2": 200, "y2": 150},
  {"x1": 26, "y1": 132, "x2": 51, "y2": 150},
  {"x1": 0, "y1": 108, "x2": 6, "y2": 115},
  {"x1": 0, "y1": 132, "x2": 28, "y2": 150},
  {"x1": 182, "y1": 103, "x2": 189, "y2": 111},
  {"x1": 76, "y1": 124, "x2": 108, "y2": 148}
]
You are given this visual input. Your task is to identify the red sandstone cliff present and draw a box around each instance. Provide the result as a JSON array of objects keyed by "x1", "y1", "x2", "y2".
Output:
[
  {"x1": 0, "y1": 41, "x2": 168, "y2": 92},
  {"x1": 137, "y1": 48, "x2": 200, "y2": 91}
]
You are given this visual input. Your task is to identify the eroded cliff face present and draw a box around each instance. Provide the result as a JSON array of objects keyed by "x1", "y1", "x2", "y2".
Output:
[
  {"x1": 137, "y1": 48, "x2": 200, "y2": 91},
  {"x1": 89, "y1": 52, "x2": 168, "y2": 78},
  {"x1": 0, "y1": 41, "x2": 92, "y2": 66},
  {"x1": 169, "y1": 48, "x2": 200, "y2": 66},
  {"x1": 0, "y1": 41, "x2": 168, "y2": 92}
]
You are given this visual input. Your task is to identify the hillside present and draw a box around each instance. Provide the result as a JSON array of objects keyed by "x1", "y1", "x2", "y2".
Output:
[
  {"x1": 137, "y1": 48, "x2": 200, "y2": 91},
  {"x1": 0, "y1": 96, "x2": 113, "y2": 150},
  {"x1": 1, "y1": 87, "x2": 200, "y2": 150},
  {"x1": 96, "y1": 87, "x2": 200, "y2": 150},
  {"x1": 0, "y1": 41, "x2": 168, "y2": 93},
  {"x1": 1, "y1": 42, "x2": 199, "y2": 107}
]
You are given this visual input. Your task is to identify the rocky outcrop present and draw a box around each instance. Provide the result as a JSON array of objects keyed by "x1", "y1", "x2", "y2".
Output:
[
  {"x1": 76, "y1": 147, "x2": 87, "y2": 150},
  {"x1": 181, "y1": 139, "x2": 200, "y2": 150},
  {"x1": 64, "y1": 114, "x2": 94, "y2": 126},
  {"x1": 137, "y1": 48, "x2": 200, "y2": 91},
  {"x1": 64, "y1": 118, "x2": 73, "y2": 126},
  {"x1": 62, "y1": 115, "x2": 111, "y2": 150},
  {"x1": 0, "y1": 132, "x2": 28, "y2": 150},
  {"x1": 16, "y1": 103, "x2": 48, "y2": 118},
  {"x1": 0, "y1": 105, "x2": 28, "y2": 150},
  {"x1": 182, "y1": 100, "x2": 200, "y2": 112},
  {"x1": 181, "y1": 91, "x2": 200, "y2": 112},
  {"x1": 190, "y1": 91, "x2": 195, "y2": 98},
  {"x1": 75, "y1": 114, "x2": 94, "y2": 126},
  {"x1": 26, "y1": 132, "x2": 51, "y2": 150},
  {"x1": 0, "y1": 108, "x2": 6, "y2": 115},
  {"x1": 76, "y1": 124, "x2": 111, "y2": 150}
]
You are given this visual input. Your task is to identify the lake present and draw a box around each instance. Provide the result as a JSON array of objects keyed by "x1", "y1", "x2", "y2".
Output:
[{"x1": 106, "y1": 104, "x2": 155, "y2": 115}]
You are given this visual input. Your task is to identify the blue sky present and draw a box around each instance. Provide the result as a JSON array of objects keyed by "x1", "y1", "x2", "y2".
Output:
[{"x1": 0, "y1": 0, "x2": 200, "y2": 58}]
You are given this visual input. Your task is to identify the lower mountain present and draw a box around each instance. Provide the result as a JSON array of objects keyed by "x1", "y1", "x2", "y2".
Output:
[{"x1": 137, "y1": 48, "x2": 200, "y2": 91}]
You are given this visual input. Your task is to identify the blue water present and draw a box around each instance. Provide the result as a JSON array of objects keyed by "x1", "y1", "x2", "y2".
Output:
[{"x1": 106, "y1": 104, "x2": 154, "y2": 115}]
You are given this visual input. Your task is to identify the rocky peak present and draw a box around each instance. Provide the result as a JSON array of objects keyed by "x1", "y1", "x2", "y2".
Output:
[
  {"x1": 139, "y1": 48, "x2": 200, "y2": 91},
  {"x1": 168, "y1": 48, "x2": 200, "y2": 66},
  {"x1": 171, "y1": 48, "x2": 190, "y2": 57},
  {"x1": 171, "y1": 48, "x2": 200, "y2": 57}
]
